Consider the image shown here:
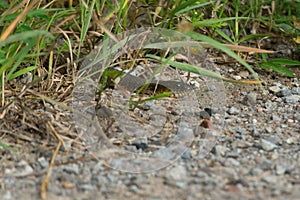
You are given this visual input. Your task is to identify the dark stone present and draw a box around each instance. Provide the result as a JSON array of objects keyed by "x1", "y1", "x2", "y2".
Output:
[{"x1": 276, "y1": 89, "x2": 292, "y2": 97}]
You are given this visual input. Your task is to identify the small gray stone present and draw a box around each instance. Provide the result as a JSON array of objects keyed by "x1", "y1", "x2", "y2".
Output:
[
  {"x1": 249, "y1": 167, "x2": 263, "y2": 175},
  {"x1": 214, "y1": 145, "x2": 228, "y2": 156},
  {"x1": 129, "y1": 185, "x2": 140, "y2": 193},
  {"x1": 272, "y1": 114, "x2": 281, "y2": 122},
  {"x1": 276, "y1": 89, "x2": 292, "y2": 97},
  {"x1": 264, "y1": 135, "x2": 282, "y2": 145},
  {"x1": 275, "y1": 127, "x2": 282, "y2": 134},
  {"x1": 272, "y1": 82, "x2": 282, "y2": 87},
  {"x1": 181, "y1": 149, "x2": 191, "y2": 159},
  {"x1": 16, "y1": 160, "x2": 33, "y2": 175},
  {"x1": 175, "y1": 181, "x2": 188, "y2": 188},
  {"x1": 262, "y1": 175, "x2": 277, "y2": 184},
  {"x1": 291, "y1": 87, "x2": 300, "y2": 95},
  {"x1": 228, "y1": 106, "x2": 240, "y2": 115},
  {"x1": 261, "y1": 160, "x2": 273, "y2": 170},
  {"x1": 37, "y1": 157, "x2": 49, "y2": 169},
  {"x1": 275, "y1": 164, "x2": 286, "y2": 175},
  {"x1": 265, "y1": 127, "x2": 273, "y2": 133},
  {"x1": 107, "y1": 174, "x2": 118, "y2": 182},
  {"x1": 240, "y1": 91, "x2": 248, "y2": 96},
  {"x1": 232, "y1": 75, "x2": 241, "y2": 80},
  {"x1": 286, "y1": 137, "x2": 298, "y2": 145},
  {"x1": 199, "y1": 110, "x2": 211, "y2": 119},
  {"x1": 224, "y1": 158, "x2": 240, "y2": 167},
  {"x1": 79, "y1": 184, "x2": 96, "y2": 191},
  {"x1": 269, "y1": 86, "x2": 281, "y2": 93},
  {"x1": 166, "y1": 165, "x2": 187, "y2": 181},
  {"x1": 61, "y1": 164, "x2": 80, "y2": 175},
  {"x1": 261, "y1": 139, "x2": 277, "y2": 151},
  {"x1": 223, "y1": 167, "x2": 239, "y2": 180},
  {"x1": 246, "y1": 92, "x2": 257, "y2": 105},
  {"x1": 284, "y1": 95, "x2": 300, "y2": 104},
  {"x1": 234, "y1": 140, "x2": 252, "y2": 148},
  {"x1": 227, "y1": 151, "x2": 239, "y2": 158},
  {"x1": 236, "y1": 128, "x2": 246, "y2": 135}
]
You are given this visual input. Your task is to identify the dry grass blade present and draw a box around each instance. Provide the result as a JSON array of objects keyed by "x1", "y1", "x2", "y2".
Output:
[
  {"x1": 199, "y1": 42, "x2": 275, "y2": 54},
  {"x1": 40, "y1": 141, "x2": 62, "y2": 200},
  {"x1": 0, "y1": 0, "x2": 39, "y2": 41}
]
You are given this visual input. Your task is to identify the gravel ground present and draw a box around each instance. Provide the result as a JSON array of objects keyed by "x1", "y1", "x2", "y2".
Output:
[{"x1": 0, "y1": 65, "x2": 299, "y2": 200}]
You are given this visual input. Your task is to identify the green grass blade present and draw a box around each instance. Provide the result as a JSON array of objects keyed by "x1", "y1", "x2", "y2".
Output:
[
  {"x1": 78, "y1": 0, "x2": 96, "y2": 59},
  {"x1": 193, "y1": 17, "x2": 249, "y2": 28},
  {"x1": 146, "y1": 54, "x2": 228, "y2": 81},
  {"x1": 175, "y1": 1, "x2": 214, "y2": 15},
  {"x1": 5, "y1": 40, "x2": 37, "y2": 81},
  {"x1": 215, "y1": 28, "x2": 233, "y2": 43},
  {"x1": 187, "y1": 31, "x2": 262, "y2": 87},
  {"x1": 259, "y1": 62, "x2": 295, "y2": 77},
  {"x1": 268, "y1": 58, "x2": 300, "y2": 66},
  {"x1": 169, "y1": 0, "x2": 199, "y2": 17},
  {"x1": 0, "y1": 30, "x2": 53, "y2": 47},
  {"x1": 0, "y1": 141, "x2": 16, "y2": 152},
  {"x1": 8, "y1": 66, "x2": 36, "y2": 80}
]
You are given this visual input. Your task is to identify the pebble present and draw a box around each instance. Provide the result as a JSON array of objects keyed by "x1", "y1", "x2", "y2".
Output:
[
  {"x1": 129, "y1": 185, "x2": 140, "y2": 193},
  {"x1": 271, "y1": 152, "x2": 279, "y2": 160},
  {"x1": 16, "y1": 160, "x2": 33, "y2": 175},
  {"x1": 38, "y1": 157, "x2": 49, "y2": 169},
  {"x1": 261, "y1": 139, "x2": 277, "y2": 151},
  {"x1": 61, "y1": 164, "x2": 80, "y2": 175},
  {"x1": 291, "y1": 87, "x2": 300, "y2": 95},
  {"x1": 166, "y1": 165, "x2": 187, "y2": 181},
  {"x1": 236, "y1": 128, "x2": 246, "y2": 135},
  {"x1": 223, "y1": 168, "x2": 239, "y2": 180},
  {"x1": 181, "y1": 149, "x2": 191, "y2": 159},
  {"x1": 226, "y1": 151, "x2": 239, "y2": 158},
  {"x1": 271, "y1": 114, "x2": 281, "y2": 122},
  {"x1": 269, "y1": 86, "x2": 281, "y2": 93},
  {"x1": 228, "y1": 106, "x2": 240, "y2": 115},
  {"x1": 262, "y1": 175, "x2": 277, "y2": 184},
  {"x1": 214, "y1": 145, "x2": 228, "y2": 157},
  {"x1": 224, "y1": 158, "x2": 240, "y2": 167},
  {"x1": 276, "y1": 89, "x2": 292, "y2": 97},
  {"x1": 246, "y1": 92, "x2": 257, "y2": 105},
  {"x1": 233, "y1": 140, "x2": 252, "y2": 148},
  {"x1": 174, "y1": 181, "x2": 188, "y2": 188},
  {"x1": 238, "y1": 71, "x2": 249, "y2": 78},
  {"x1": 265, "y1": 127, "x2": 273, "y2": 133},
  {"x1": 249, "y1": 167, "x2": 263, "y2": 175},
  {"x1": 79, "y1": 184, "x2": 96, "y2": 191},
  {"x1": 275, "y1": 164, "x2": 286, "y2": 175},
  {"x1": 232, "y1": 75, "x2": 241, "y2": 80},
  {"x1": 261, "y1": 160, "x2": 273, "y2": 170},
  {"x1": 264, "y1": 135, "x2": 282, "y2": 145},
  {"x1": 286, "y1": 137, "x2": 298, "y2": 145},
  {"x1": 284, "y1": 95, "x2": 300, "y2": 104}
]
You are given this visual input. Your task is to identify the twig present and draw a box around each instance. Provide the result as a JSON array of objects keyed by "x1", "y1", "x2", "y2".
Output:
[{"x1": 40, "y1": 140, "x2": 61, "y2": 200}]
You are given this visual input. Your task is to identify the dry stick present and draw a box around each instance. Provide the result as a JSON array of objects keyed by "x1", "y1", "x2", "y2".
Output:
[
  {"x1": 40, "y1": 120, "x2": 71, "y2": 199},
  {"x1": 0, "y1": 0, "x2": 39, "y2": 41},
  {"x1": 199, "y1": 42, "x2": 274, "y2": 54},
  {"x1": 47, "y1": 121, "x2": 66, "y2": 150},
  {"x1": 40, "y1": 140, "x2": 62, "y2": 200}
]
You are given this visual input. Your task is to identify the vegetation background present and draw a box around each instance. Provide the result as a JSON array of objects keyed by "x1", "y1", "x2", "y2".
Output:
[{"x1": 0, "y1": 0, "x2": 299, "y2": 199}]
